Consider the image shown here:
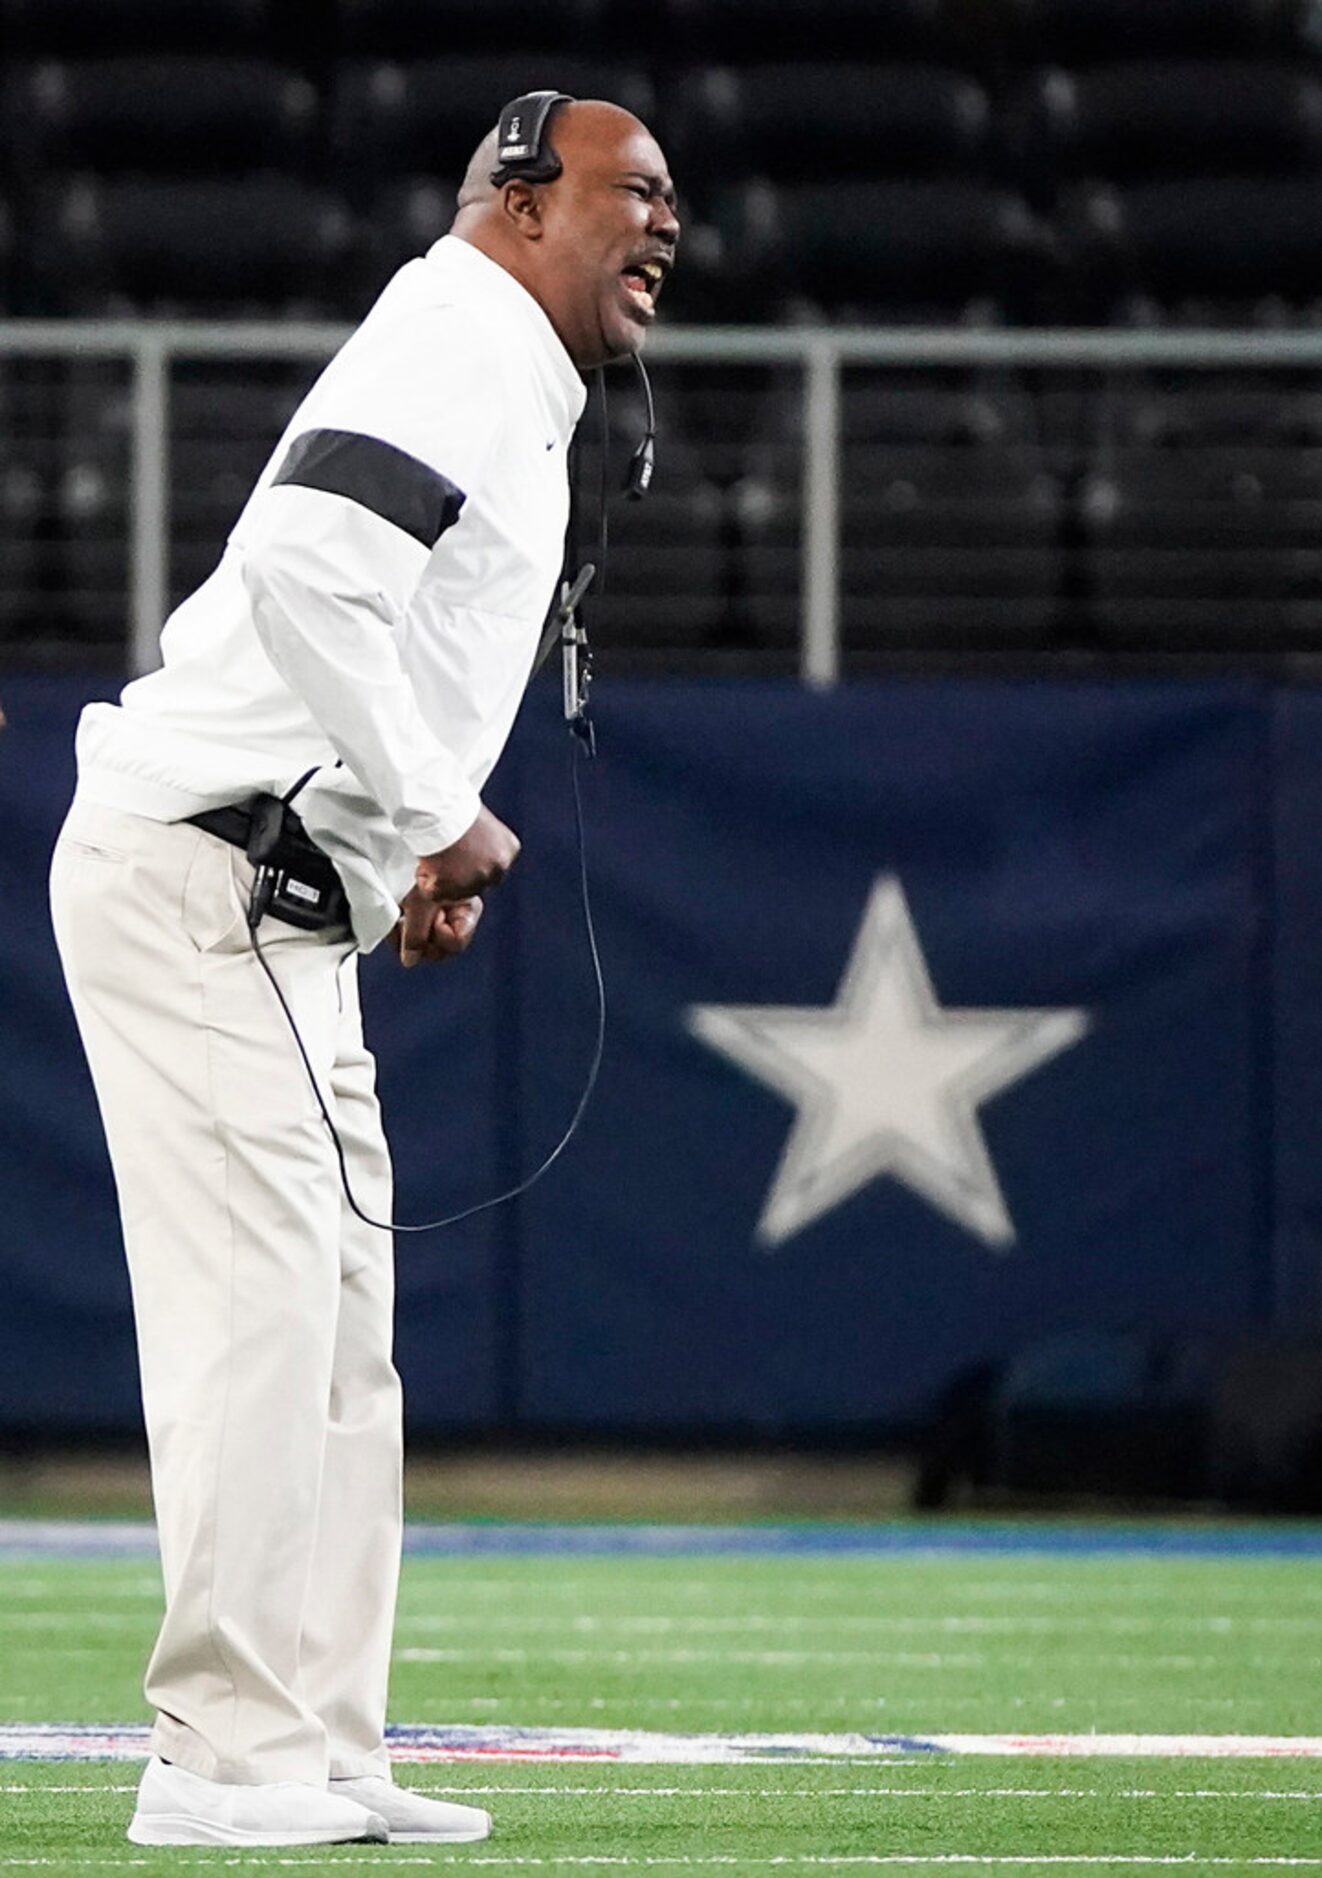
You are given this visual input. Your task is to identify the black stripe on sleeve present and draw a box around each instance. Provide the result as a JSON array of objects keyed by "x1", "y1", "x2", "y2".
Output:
[{"x1": 271, "y1": 427, "x2": 466, "y2": 550}]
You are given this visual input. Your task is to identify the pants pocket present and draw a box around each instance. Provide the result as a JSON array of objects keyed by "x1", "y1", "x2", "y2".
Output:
[
  {"x1": 60, "y1": 838, "x2": 129, "y2": 865},
  {"x1": 180, "y1": 832, "x2": 249, "y2": 954}
]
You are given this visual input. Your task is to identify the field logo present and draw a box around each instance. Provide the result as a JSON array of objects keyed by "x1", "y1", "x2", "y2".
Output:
[{"x1": 688, "y1": 875, "x2": 1089, "y2": 1251}]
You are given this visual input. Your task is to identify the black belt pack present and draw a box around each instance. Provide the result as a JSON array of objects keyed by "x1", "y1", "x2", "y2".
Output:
[{"x1": 186, "y1": 795, "x2": 352, "y2": 934}]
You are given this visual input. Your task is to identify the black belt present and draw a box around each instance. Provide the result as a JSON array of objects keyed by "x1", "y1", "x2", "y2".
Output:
[
  {"x1": 188, "y1": 801, "x2": 276, "y2": 850},
  {"x1": 186, "y1": 795, "x2": 352, "y2": 934}
]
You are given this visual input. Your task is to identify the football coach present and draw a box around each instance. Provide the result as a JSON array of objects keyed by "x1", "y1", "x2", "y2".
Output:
[{"x1": 50, "y1": 96, "x2": 679, "y2": 1848}]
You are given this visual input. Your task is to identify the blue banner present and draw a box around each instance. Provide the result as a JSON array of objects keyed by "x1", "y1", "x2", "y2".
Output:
[{"x1": 0, "y1": 673, "x2": 1310, "y2": 1434}]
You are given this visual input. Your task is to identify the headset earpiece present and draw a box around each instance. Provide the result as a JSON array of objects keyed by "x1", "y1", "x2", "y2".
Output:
[{"x1": 490, "y1": 90, "x2": 575, "y2": 189}]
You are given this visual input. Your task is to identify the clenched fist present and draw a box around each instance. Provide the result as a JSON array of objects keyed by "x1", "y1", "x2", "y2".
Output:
[
  {"x1": 391, "y1": 894, "x2": 484, "y2": 967},
  {"x1": 395, "y1": 805, "x2": 520, "y2": 967}
]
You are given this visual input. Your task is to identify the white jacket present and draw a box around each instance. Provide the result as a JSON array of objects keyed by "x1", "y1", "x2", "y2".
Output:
[{"x1": 74, "y1": 235, "x2": 587, "y2": 948}]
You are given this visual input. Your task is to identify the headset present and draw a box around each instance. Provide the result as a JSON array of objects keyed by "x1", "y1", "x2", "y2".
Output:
[
  {"x1": 247, "y1": 89, "x2": 661, "y2": 1235},
  {"x1": 491, "y1": 89, "x2": 574, "y2": 188},
  {"x1": 493, "y1": 89, "x2": 657, "y2": 501}
]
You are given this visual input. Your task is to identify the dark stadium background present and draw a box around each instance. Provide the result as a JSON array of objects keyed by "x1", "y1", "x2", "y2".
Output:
[{"x1": 5, "y1": 0, "x2": 1322, "y2": 1517}]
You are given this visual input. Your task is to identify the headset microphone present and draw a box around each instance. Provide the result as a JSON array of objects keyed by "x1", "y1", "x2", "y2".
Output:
[{"x1": 625, "y1": 355, "x2": 656, "y2": 499}]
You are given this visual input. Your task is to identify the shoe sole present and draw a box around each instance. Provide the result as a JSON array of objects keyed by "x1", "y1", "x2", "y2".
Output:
[{"x1": 128, "y1": 1810, "x2": 389, "y2": 1847}]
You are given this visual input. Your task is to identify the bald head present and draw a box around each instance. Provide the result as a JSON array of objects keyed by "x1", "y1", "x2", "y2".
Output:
[
  {"x1": 455, "y1": 126, "x2": 501, "y2": 214},
  {"x1": 448, "y1": 97, "x2": 678, "y2": 370},
  {"x1": 454, "y1": 101, "x2": 651, "y2": 226}
]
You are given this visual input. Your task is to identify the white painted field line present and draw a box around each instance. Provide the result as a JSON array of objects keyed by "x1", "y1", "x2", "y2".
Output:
[
  {"x1": 0, "y1": 1615, "x2": 146, "y2": 1630},
  {"x1": 394, "y1": 1616, "x2": 1322, "y2": 1638},
  {"x1": 6, "y1": 1858, "x2": 1322, "y2": 1870},
  {"x1": 299, "y1": 1692, "x2": 1268, "y2": 1716},
  {"x1": 397, "y1": 1649, "x2": 995, "y2": 1668},
  {"x1": 3, "y1": 1578, "x2": 159, "y2": 1599},
  {"x1": 456, "y1": 1860, "x2": 1322, "y2": 1869},
  {"x1": 462, "y1": 1860, "x2": 1322, "y2": 1869},
  {"x1": 422, "y1": 1694, "x2": 1269, "y2": 1715},
  {"x1": 394, "y1": 1612, "x2": 1322, "y2": 1634},
  {"x1": 436, "y1": 1696, "x2": 1266, "y2": 1712},
  {"x1": 5, "y1": 1783, "x2": 1322, "y2": 1801},
  {"x1": 394, "y1": 1647, "x2": 1319, "y2": 1671},
  {"x1": 398, "y1": 1786, "x2": 1322, "y2": 1802}
]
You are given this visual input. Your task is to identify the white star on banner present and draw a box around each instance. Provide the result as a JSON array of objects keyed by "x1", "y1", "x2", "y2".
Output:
[{"x1": 687, "y1": 875, "x2": 1090, "y2": 1252}]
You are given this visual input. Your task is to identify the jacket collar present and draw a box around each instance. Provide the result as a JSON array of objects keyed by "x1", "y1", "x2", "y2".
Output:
[{"x1": 427, "y1": 234, "x2": 587, "y2": 431}]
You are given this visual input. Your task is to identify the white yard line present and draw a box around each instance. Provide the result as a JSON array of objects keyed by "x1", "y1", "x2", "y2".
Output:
[
  {"x1": 410, "y1": 1788, "x2": 1322, "y2": 1801},
  {"x1": 392, "y1": 1614, "x2": 1316, "y2": 1633},
  {"x1": 4, "y1": 1783, "x2": 1322, "y2": 1800},
  {"x1": 0, "y1": 1615, "x2": 146, "y2": 1629},
  {"x1": 2, "y1": 1858, "x2": 1322, "y2": 1871},
  {"x1": 393, "y1": 1616, "x2": 1322, "y2": 1637},
  {"x1": 395, "y1": 1650, "x2": 998, "y2": 1668},
  {"x1": 0, "y1": 1787, "x2": 1314, "y2": 1802},
  {"x1": 394, "y1": 1648, "x2": 1313, "y2": 1671}
]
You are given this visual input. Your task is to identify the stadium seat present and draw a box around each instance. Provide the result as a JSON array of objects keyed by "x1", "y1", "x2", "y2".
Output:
[
  {"x1": 582, "y1": 361, "x2": 808, "y2": 658},
  {"x1": 0, "y1": 355, "x2": 123, "y2": 654},
  {"x1": 838, "y1": 369, "x2": 1063, "y2": 649},
  {"x1": 671, "y1": 65, "x2": 992, "y2": 187},
  {"x1": 1013, "y1": 0, "x2": 1294, "y2": 63},
  {"x1": 663, "y1": 0, "x2": 952, "y2": 62},
  {"x1": 0, "y1": 192, "x2": 12, "y2": 313},
  {"x1": 334, "y1": 59, "x2": 649, "y2": 294},
  {"x1": 592, "y1": 492, "x2": 729, "y2": 652},
  {"x1": 844, "y1": 373, "x2": 1042, "y2": 448},
  {"x1": 1113, "y1": 379, "x2": 1322, "y2": 450},
  {"x1": 51, "y1": 454, "x2": 131, "y2": 647},
  {"x1": 330, "y1": 57, "x2": 654, "y2": 201},
  {"x1": 10, "y1": 363, "x2": 135, "y2": 656},
  {"x1": 33, "y1": 176, "x2": 358, "y2": 314},
  {"x1": 353, "y1": 177, "x2": 458, "y2": 292},
  {"x1": 715, "y1": 178, "x2": 1047, "y2": 319},
  {"x1": 0, "y1": 455, "x2": 43, "y2": 650},
  {"x1": 846, "y1": 447, "x2": 1061, "y2": 543},
  {"x1": 1081, "y1": 450, "x2": 1322, "y2": 647},
  {"x1": 1085, "y1": 450, "x2": 1322, "y2": 548},
  {"x1": 1070, "y1": 176, "x2": 1322, "y2": 314},
  {"x1": 739, "y1": 457, "x2": 1064, "y2": 656},
  {"x1": 336, "y1": 0, "x2": 604, "y2": 58},
  {"x1": 169, "y1": 363, "x2": 320, "y2": 605},
  {"x1": 6, "y1": 59, "x2": 318, "y2": 181},
  {"x1": 0, "y1": 0, "x2": 271, "y2": 58},
  {"x1": 1027, "y1": 62, "x2": 1322, "y2": 180},
  {"x1": 655, "y1": 362, "x2": 804, "y2": 489}
]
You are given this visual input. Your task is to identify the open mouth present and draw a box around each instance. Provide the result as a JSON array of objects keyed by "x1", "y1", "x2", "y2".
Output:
[{"x1": 620, "y1": 258, "x2": 667, "y2": 317}]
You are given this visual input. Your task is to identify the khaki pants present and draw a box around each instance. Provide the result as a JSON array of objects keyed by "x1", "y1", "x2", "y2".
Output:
[{"x1": 50, "y1": 798, "x2": 401, "y2": 1786}]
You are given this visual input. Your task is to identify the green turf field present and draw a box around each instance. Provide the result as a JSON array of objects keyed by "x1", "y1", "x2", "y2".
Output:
[{"x1": 4, "y1": 1539, "x2": 1322, "y2": 1871}]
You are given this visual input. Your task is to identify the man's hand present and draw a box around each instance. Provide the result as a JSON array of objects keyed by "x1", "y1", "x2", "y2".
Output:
[
  {"x1": 417, "y1": 804, "x2": 520, "y2": 903},
  {"x1": 395, "y1": 806, "x2": 520, "y2": 967},
  {"x1": 392, "y1": 895, "x2": 483, "y2": 968}
]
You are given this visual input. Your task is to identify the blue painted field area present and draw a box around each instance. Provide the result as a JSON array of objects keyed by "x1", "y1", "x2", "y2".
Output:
[{"x1": 5, "y1": 1516, "x2": 1322, "y2": 1562}]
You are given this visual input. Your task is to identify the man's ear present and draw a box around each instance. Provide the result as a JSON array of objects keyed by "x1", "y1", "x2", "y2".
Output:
[{"x1": 501, "y1": 180, "x2": 544, "y2": 241}]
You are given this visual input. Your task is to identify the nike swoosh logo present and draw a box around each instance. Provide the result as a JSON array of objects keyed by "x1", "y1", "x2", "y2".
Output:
[{"x1": 546, "y1": 440, "x2": 556, "y2": 450}]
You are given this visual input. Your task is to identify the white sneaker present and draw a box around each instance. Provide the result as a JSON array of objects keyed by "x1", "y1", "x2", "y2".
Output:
[
  {"x1": 127, "y1": 1756, "x2": 388, "y2": 1847},
  {"x1": 330, "y1": 1774, "x2": 492, "y2": 1843}
]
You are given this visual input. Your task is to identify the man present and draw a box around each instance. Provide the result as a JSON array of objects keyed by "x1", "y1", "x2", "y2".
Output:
[{"x1": 49, "y1": 98, "x2": 679, "y2": 1849}]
